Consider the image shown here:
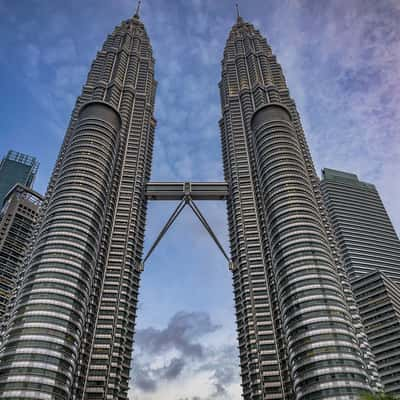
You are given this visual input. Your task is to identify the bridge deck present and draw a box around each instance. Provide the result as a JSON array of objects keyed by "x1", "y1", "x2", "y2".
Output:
[{"x1": 146, "y1": 182, "x2": 228, "y2": 201}]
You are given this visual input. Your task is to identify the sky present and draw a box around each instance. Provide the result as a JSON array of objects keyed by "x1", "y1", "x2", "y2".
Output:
[{"x1": 0, "y1": 0, "x2": 400, "y2": 399}]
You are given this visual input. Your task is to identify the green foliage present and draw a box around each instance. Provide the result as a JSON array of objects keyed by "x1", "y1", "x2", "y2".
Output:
[{"x1": 360, "y1": 393, "x2": 398, "y2": 400}]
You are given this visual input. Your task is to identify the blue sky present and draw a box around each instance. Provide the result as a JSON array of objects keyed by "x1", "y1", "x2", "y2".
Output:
[{"x1": 1, "y1": 0, "x2": 399, "y2": 399}]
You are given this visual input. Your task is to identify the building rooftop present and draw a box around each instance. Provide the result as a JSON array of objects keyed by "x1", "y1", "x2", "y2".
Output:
[
  {"x1": 321, "y1": 168, "x2": 376, "y2": 189},
  {"x1": 4, "y1": 150, "x2": 39, "y2": 173}
]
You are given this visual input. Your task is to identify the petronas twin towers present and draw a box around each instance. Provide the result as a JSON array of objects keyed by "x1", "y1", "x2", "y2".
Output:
[{"x1": 0, "y1": 8, "x2": 382, "y2": 400}]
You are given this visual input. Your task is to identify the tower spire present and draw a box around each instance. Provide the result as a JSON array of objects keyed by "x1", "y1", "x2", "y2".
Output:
[
  {"x1": 235, "y1": 3, "x2": 243, "y2": 23},
  {"x1": 134, "y1": 0, "x2": 141, "y2": 18}
]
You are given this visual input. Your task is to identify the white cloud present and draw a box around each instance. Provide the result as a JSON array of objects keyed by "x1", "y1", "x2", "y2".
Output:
[{"x1": 130, "y1": 311, "x2": 240, "y2": 400}]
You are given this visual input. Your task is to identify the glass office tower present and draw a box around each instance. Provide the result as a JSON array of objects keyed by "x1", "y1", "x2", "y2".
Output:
[
  {"x1": 0, "y1": 185, "x2": 43, "y2": 322},
  {"x1": 321, "y1": 168, "x2": 400, "y2": 394},
  {"x1": 0, "y1": 151, "x2": 39, "y2": 206},
  {"x1": 352, "y1": 271, "x2": 400, "y2": 395},
  {"x1": 321, "y1": 168, "x2": 400, "y2": 282}
]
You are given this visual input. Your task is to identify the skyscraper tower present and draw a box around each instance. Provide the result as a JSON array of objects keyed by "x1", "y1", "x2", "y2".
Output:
[
  {"x1": 321, "y1": 168, "x2": 400, "y2": 394},
  {"x1": 0, "y1": 185, "x2": 43, "y2": 322},
  {"x1": 0, "y1": 151, "x2": 39, "y2": 206},
  {"x1": 352, "y1": 271, "x2": 400, "y2": 395},
  {"x1": 219, "y1": 14, "x2": 380, "y2": 399},
  {"x1": 320, "y1": 168, "x2": 400, "y2": 282},
  {"x1": 0, "y1": 8, "x2": 156, "y2": 400}
]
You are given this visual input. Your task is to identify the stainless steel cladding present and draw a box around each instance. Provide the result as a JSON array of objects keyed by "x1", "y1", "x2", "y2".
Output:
[
  {"x1": 251, "y1": 104, "x2": 368, "y2": 398},
  {"x1": 219, "y1": 16, "x2": 380, "y2": 400},
  {"x1": 0, "y1": 102, "x2": 121, "y2": 398},
  {"x1": 0, "y1": 12, "x2": 156, "y2": 400}
]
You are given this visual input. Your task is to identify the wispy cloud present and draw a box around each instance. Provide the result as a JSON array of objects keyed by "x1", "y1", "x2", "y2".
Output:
[
  {"x1": 130, "y1": 311, "x2": 240, "y2": 400},
  {"x1": 135, "y1": 311, "x2": 220, "y2": 358}
]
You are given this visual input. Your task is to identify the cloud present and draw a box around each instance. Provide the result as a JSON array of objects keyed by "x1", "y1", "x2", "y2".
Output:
[
  {"x1": 195, "y1": 345, "x2": 238, "y2": 399},
  {"x1": 134, "y1": 363, "x2": 158, "y2": 393},
  {"x1": 177, "y1": 398, "x2": 202, "y2": 400},
  {"x1": 131, "y1": 311, "x2": 239, "y2": 399},
  {"x1": 162, "y1": 357, "x2": 186, "y2": 380},
  {"x1": 135, "y1": 311, "x2": 220, "y2": 359},
  {"x1": 133, "y1": 357, "x2": 186, "y2": 393}
]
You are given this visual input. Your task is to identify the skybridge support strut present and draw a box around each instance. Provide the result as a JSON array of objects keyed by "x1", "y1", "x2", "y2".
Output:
[
  {"x1": 141, "y1": 198, "x2": 186, "y2": 269},
  {"x1": 187, "y1": 198, "x2": 231, "y2": 264},
  {"x1": 141, "y1": 182, "x2": 235, "y2": 271}
]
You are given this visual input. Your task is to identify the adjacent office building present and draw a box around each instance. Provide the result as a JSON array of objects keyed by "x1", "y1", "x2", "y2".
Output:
[
  {"x1": 352, "y1": 271, "x2": 400, "y2": 395},
  {"x1": 320, "y1": 168, "x2": 400, "y2": 282},
  {"x1": 0, "y1": 8, "x2": 383, "y2": 400},
  {"x1": 0, "y1": 151, "x2": 40, "y2": 323},
  {"x1": 321, "y1": 168, "x2": 400, "y2": 394},
  {"x1": 0, "y1": 151, "x2": 39, "y2": 206},
  {"x1": 0, "y1": 184, "x2": 43, "y2": 321}
]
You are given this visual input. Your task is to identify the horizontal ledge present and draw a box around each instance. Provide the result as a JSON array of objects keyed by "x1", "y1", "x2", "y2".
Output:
[{"x1": 146, "y1": 182, "x2": 228, "y2": 201}]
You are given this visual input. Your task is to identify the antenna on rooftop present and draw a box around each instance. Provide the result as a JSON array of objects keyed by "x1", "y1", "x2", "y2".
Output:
[
  {"x1": 235, "y1": 3, "x2": 244, "y2": 23},
  {"x1": 134, "y1": 0, "x2": 142, "y2": 18}
]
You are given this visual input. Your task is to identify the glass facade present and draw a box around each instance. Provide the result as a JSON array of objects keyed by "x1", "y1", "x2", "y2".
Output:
[
  {"x1": 321, "y1": 168, "x2": 400, "y2": 394},
  {"x1": 0, "y1": 185, "x2": 42, "y2": 323},
  {"x1": 352, "y1": 272, "x2": 400, "y2": 395},
  {"x1": 0, "y1": 151, "x2": 39, "y2": 207},
  {"x1": 321, "y1": 168, "x2": 400, "y2": 282}
]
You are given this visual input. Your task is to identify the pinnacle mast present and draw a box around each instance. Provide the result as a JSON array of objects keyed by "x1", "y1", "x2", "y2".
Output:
[
  {"x1": 235, "y1": 3, "x2": 243, "y2": 23},
  {"x1": 134, "y1": 0, "x2": 141, "y2": 18}
]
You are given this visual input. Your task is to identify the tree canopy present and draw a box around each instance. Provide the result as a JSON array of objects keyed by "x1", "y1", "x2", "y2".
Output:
[{"x1": 360, "y1": 393, "x2": 398, "y2": 400}]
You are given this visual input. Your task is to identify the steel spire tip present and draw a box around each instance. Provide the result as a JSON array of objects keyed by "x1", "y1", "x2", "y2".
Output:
[
  {"x1": 235, "y1": 3, "x2": 244, "y2": 24},
  {"x1": 134, "y1": 0, "x2": 142, "y2": 18}
]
